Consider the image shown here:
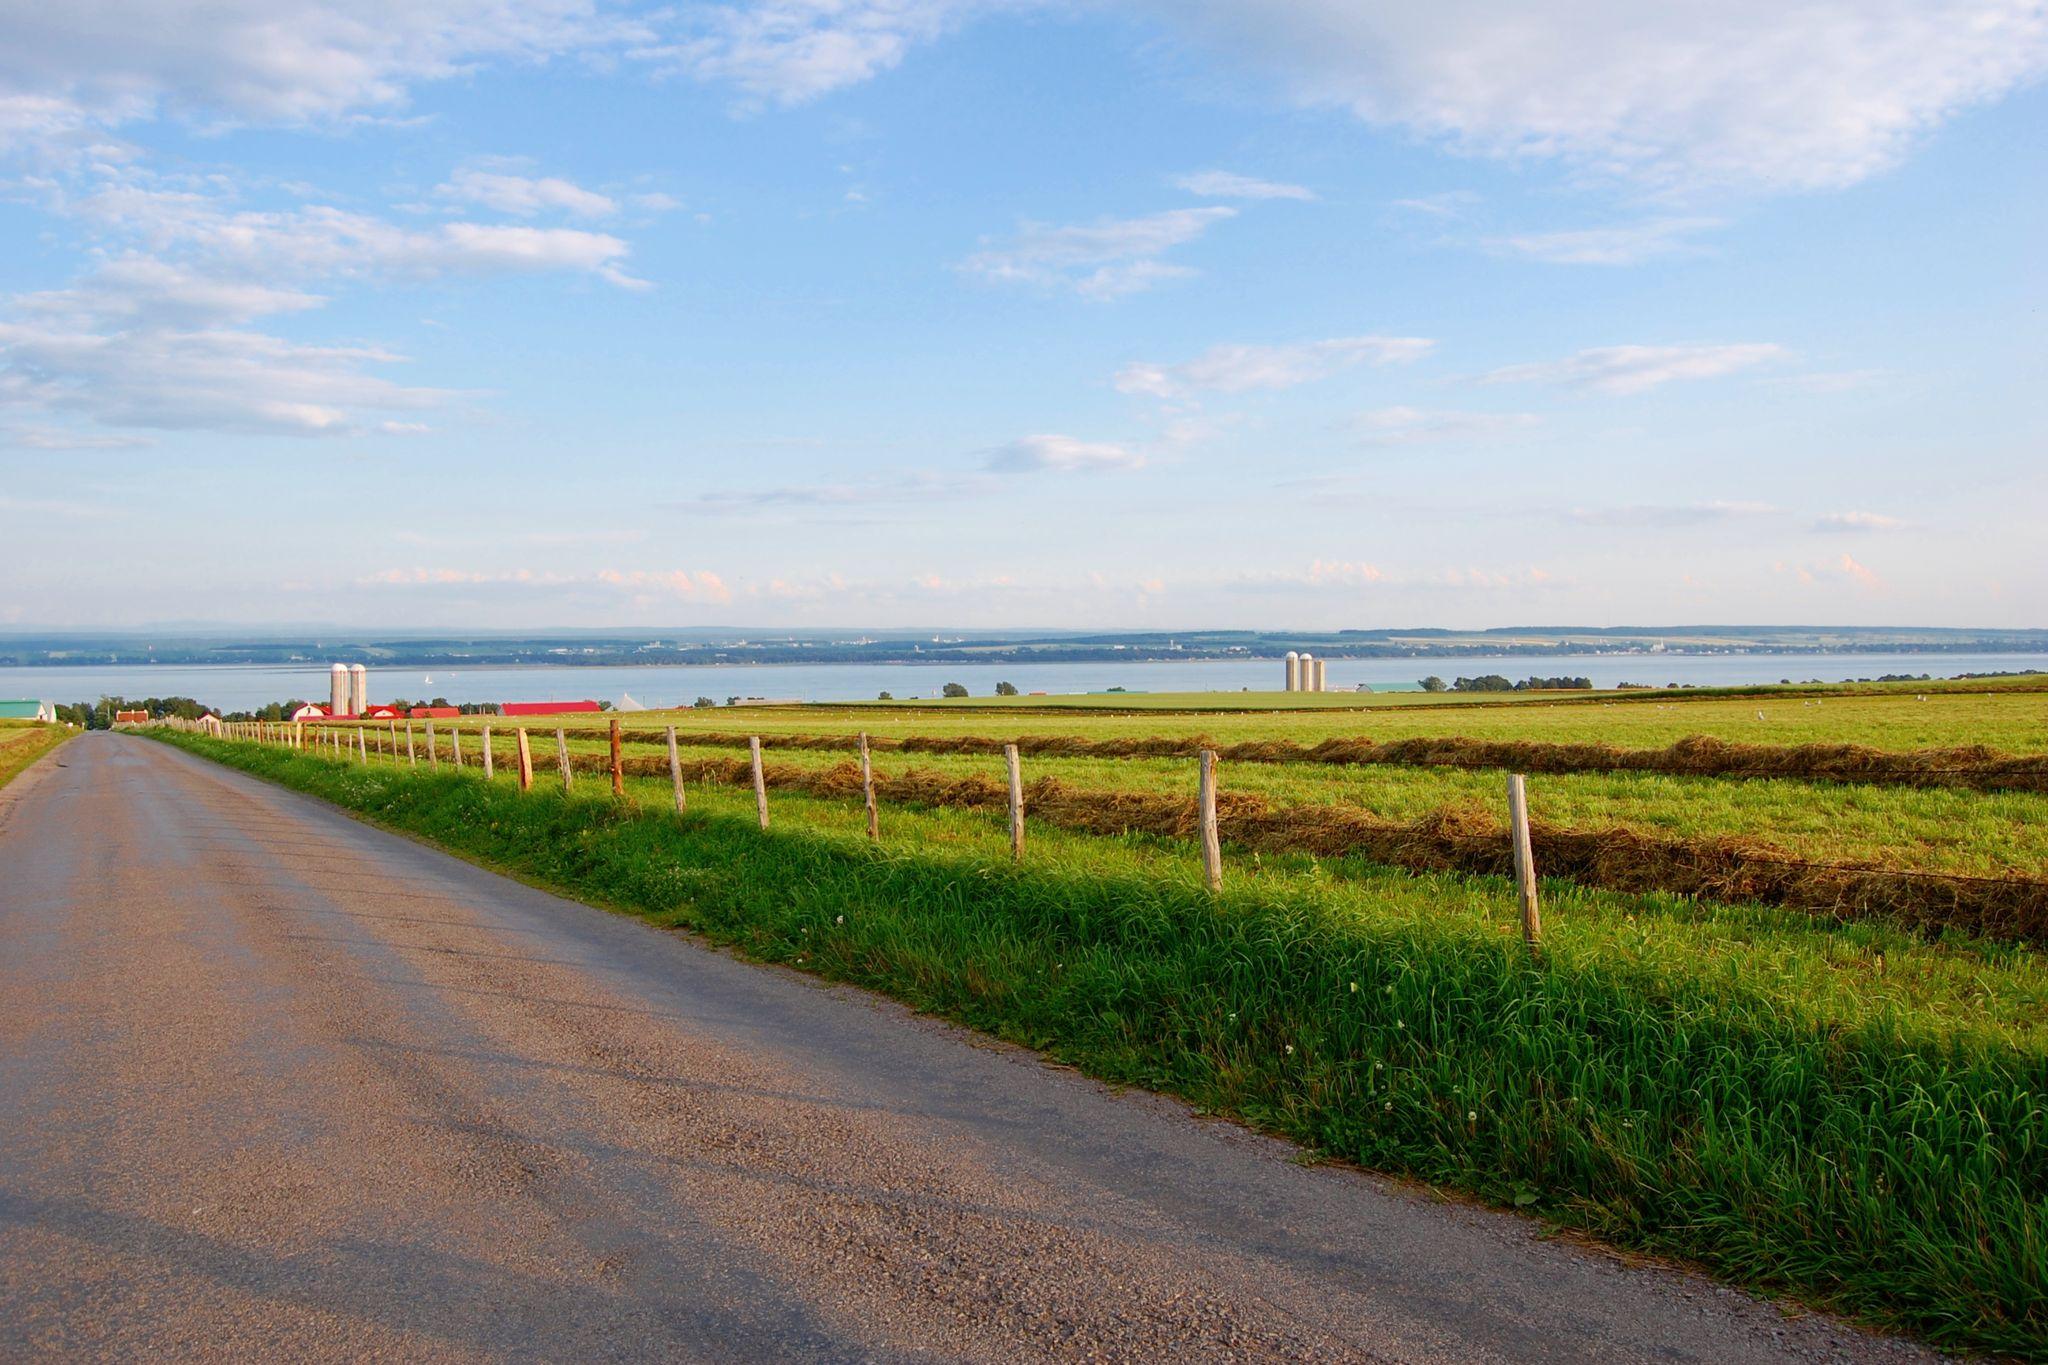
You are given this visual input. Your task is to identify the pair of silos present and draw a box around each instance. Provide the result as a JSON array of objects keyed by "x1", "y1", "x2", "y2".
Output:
[
  {"x1": 329, "y1": 662, "x2": 368, "y2": 716},
  {"x1": 1283, "y1": 651, "x2": 1328, "y2": 693}
]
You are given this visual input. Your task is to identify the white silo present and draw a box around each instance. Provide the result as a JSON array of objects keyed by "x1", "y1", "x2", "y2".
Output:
[
  {"x1": 1298, "y1": 652, "x2": 1315, "y2": 694},
  {"x1": 349, "y1": 664, "x2": 368, "y2": 715},
  {"x1": 329, "y1": 663, "x2": 349, "y2": 716},
  {"x1": 1314, "y1": 658, "x2": 1328, "y2": 693},
  {"x1": 1284, "y1": 651, "x2": 1300, "y2": 691}
]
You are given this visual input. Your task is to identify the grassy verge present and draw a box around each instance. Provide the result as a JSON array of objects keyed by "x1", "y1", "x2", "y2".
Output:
[
  {"x1": 155, "y1": 729, "x2": 2047, "y2": 1356},
  {"x1": 0, "y1": 723, "x2": 69, "y2": 792}
]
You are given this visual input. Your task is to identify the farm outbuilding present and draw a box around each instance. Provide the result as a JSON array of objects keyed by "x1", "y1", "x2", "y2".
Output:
[
  {"x1": 410, "y1": 706, "x2": 461, "y2": 719},
  {"x1": 112, "y1": 708, "x2": 149, "y2": 725},
  {"x1": 0, "y1": 700, "x2": 56, "y2": 722},
  {"x1": 290, "y1": 704, "x2": 329, "y2": 721}
]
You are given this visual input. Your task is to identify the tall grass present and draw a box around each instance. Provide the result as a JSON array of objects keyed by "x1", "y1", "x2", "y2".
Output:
[
  {"x1": 156, "y1": 729, "x2": 2046, "y2": 1355},
  {"x1": 0, "y1": 724, "x2": 68, "y2": 792}
]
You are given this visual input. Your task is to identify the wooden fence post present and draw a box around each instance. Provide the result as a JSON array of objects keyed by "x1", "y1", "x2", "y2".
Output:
[
  {"x1": 481, "y1": 724, "x2": 494, "y2": 779},
  {"x1": 451, "y1": 727, "x2": 462, "y2": 768},
  {"x1": 357, "y1": 728, "x2": 367, "y2": 763},
  {"x1": 859, "y1": 732, "x2": 877, "y2": 840},
  {"x1": 426, "y1": 720, "x2": 439, "y2": 769},
  {"x1": 609, "y1": 718, "x2": 625, "y2": 799},
  {"x1": 1198, "y1": 749, "x2": 1222, "y2": 893},
  {"x1": 665, "y1": 726, "x2": 686, "y2": 816},
  {"x1": 1005, "y1": 743, "x2": 1025, "y2": 860},
  {"x1": 405, "y1": 721, "x2": 417, "y2": 766},
  {"x1": 749, "y1": 736, "x2": 768, "y2": 830},
  {"x1": 556, "y1": 729, "x2": 572, "y2": 792},
  {"x1": 1507, "y1": 773, "x2": 1543, "y2": 958},
  {"x1": 515, "y1": 727, "x2": 534, "y2": 792}
]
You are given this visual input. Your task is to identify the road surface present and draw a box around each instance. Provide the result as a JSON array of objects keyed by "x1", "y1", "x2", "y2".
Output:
[{"x1": 0, "y1": 734, "x2": 1929, "y2": 1362}]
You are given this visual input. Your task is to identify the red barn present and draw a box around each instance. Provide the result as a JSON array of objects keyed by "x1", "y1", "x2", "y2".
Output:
[
  {"x1": 362, "y1": 705, "x2": 403, "y2": 720},
  {"x1": 409, "y1": 705, "x2": 461, "y2": 719},
  {"x1": 500, "y1": 700, "x2": 602, "y2": 717}
]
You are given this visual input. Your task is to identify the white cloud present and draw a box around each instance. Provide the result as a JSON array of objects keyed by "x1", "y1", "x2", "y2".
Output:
[
  {"x1": 0, "y1": 424, "x2": 154, "y2": 450},
  {"x1": 1353, "y1": 406, "x2": 1539, "y2": 445},
  {"x1": 1390, "y1": 191, "x2": 1479, "y2": 218},
  {"x1": 1566, "y1": 500, "x2": 1778, "y2": 528},
  {"x1": 1489, "y1": 216, "x2": 1724, "y2": 265},
  {"x1": 0, "y1": 1, "x2": 636, "y2": 141},
  {"x1": 1172, "y1": 170, "x2": 1316, "y2": 200},
  {"x1": 961, "y1": 207, "x2": 1236, "y2": 298},
  {"x1": 1117, "y1": 335, "x2": 1433, "y2": 397},
  {"x1": 596, "y1": 568, "x2": 735, "y2": 604},
  {"x1": 59, "y1": 178, "x2": 645, "y2": 289},
  {"x1": 636, "y1": 0, "x2": 980, "y2": 106},
  {"x1": 0, "y1": 318, "x2": 450, "y2": 434},
  {"x1": 1151, "y1": 0, "x2": 2048, "y2": 192},
  {"x1": 1814, "y1": 510, "x2": 1910, "y2": 532},
  {"x1": 984, "y1": 434, "x2": 1145, "y2": 473},
  {"x1": 1484, "y1": 343, "x2": 1789, "y2": 395},
  {"x1": 0, "y1": 165, "x2": 652, "y2": 439},
  {"x1": 435, "y1": 167, "x2": 618, "y2": 219}
]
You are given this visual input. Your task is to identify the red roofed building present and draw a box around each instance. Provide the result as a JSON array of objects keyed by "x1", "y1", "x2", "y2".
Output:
[
  {"x1": 500, "y1": 700, "x2": 602, "y2": 717},
  {"x1": 410, "y1": 705, "x2": 461, "y2": 719},
  {"x1": 362, "y1": 705, "x2": 403, "y2": 720},
  {"x1": 290, "y1": 703, "x2": 329, "y2": 721}
]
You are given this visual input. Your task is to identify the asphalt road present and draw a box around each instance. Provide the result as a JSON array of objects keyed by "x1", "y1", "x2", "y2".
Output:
[{"x1": 0, "y1": 734, "x2": 1932, "y2": 1362}]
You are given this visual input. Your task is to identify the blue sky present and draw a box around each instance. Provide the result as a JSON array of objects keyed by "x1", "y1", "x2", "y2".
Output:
[{"x1": 1, "y1": 1, "x2": 2043, "y2": 630}]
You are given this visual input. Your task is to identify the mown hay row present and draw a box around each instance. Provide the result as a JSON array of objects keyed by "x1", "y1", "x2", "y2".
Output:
[
  {"x1": 548, "y1": 725, "x2": 2048, "y2": 794},
  {"x1": 540, "y1": 748, "x2": 2048, "y2": 941}
]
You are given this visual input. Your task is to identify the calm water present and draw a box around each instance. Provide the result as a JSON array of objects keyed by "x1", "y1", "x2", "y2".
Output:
[{"x1": 4, "y1": 653, "x2": 2046, "y2": 711}]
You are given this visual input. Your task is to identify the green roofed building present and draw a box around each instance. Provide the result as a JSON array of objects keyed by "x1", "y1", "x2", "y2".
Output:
[{"x1": 0, "y1": 700, "x2": 57, "y2": 722}]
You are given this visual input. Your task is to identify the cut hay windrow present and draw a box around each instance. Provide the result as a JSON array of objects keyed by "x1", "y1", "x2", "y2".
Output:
[
  {"x1": 543, "y1": 726, "x2": 2048, "y2": 794},
  {"x1": 540, "y1": 747, "x2": 2048, "y2": 941}
]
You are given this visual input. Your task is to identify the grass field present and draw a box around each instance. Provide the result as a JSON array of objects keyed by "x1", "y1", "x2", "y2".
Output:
[
  {"x1": 152, "y1": 724, "x2": 2048, "y2": 1356},
  {"x1": 501, "y1": 681, "x2": 2048, "y2": 752},
  {"x1": 383, "y1": 689, "x2": 2048, "y2": 882},
  {"x1": 0, "y1": 722, "x2": 68, "y2": 792}
]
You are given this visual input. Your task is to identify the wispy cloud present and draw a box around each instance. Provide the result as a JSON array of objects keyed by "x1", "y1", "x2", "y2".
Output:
[
  {"x1": 1172, "y1": 170, "x2": 1316, "y2": 201},
  {"x1": 960, "y1": 207, "x2": 1236, "y2": 298},
  {"x1": 1566, "y1": 500, "x2": 1778, "y2": 528},
  {"x1": 635, "y1": 0, "x2": 975, "y2": 106},
  {"x1": 1390, "y1": 191, "x2": 1479, "y2": 218},
  {"x1": 1485, "y1": 343, "x2": 1789, "y2": 395},
  {"x1": 1776, "y1": 553, "x2": 1887, "y2": 591},
  {"x1": 434, "y1": 166, "x2": 619, "y2": 219},
  {"x1": 1154, "y1": 1, "x2": 2048, "y2": 193},
  {"x1": 1489, "y1": 217, "x2": 1723, "y2": 265},
  {"x1": 1353, "y1": 406, "x2": 1539, "y2": 445},
  {"x1": 1814, "y1": 510, "x2": 1909, "y2": 532},
  {"x1": 0, "y1": 424, "x2": 154, "y2": 450},
  {"x1": 984, "y1": 434, "x2": 1145, "y2": 473},
  {"x1": 1117, "y1": 335, "x2": 1433, "y2": 398}
]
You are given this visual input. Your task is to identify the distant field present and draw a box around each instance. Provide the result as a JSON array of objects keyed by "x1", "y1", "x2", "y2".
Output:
[{"x1": 155, "y1": 721, "x2": 2048, "y2": 1355}]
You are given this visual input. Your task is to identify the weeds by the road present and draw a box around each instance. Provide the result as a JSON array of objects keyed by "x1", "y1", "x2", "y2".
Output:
[{"x1": 155, "y1": 729, "x2": 2048, "y2": 1357}]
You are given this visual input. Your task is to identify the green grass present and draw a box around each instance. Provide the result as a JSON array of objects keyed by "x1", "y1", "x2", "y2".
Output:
[
  {"x1": 389, "y1": 721, "x2": 2048, "y2": 879},
  {"x1": 156, "y1": 728, "x2": 2048, "y2": 1356},
  {"x1": 457, "y1": 685, "x2": 2048, "y2": 753},
  {"x1": 0, "y1": 723, "x2": 68, "y2": 792}
]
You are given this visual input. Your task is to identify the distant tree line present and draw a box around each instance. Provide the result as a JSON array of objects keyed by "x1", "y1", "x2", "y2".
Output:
[{"x1": 1417, "y1": 675, "x2": 1594, "y2": 693}]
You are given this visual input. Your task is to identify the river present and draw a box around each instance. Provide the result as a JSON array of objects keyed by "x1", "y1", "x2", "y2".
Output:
[{"x1": 3, "y1": 652, "x2": 2045, "y2": 712}]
